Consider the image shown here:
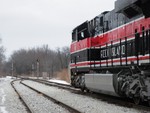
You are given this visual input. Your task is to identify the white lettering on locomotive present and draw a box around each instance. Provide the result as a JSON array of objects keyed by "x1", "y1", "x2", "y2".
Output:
[{"x1": 100, "y1": 45, "x2": 125, "y2": 58}]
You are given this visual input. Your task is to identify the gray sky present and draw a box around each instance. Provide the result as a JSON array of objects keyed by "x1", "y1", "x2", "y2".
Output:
[{"x1": 0, "y1": 0, "x2": 116, "y2": 58}]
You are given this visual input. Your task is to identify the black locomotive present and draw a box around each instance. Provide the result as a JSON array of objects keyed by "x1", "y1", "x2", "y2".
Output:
[{"x1": 70, "y1": 0, "x2": 150, "y2": 105}]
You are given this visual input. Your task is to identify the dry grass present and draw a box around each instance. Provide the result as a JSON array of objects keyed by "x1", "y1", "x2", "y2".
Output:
[{"x1": 56, "y1": 69, "x2": 70, "y2": 83}]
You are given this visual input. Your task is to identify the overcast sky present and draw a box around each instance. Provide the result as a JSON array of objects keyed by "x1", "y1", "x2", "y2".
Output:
[{"x1": 0, "y1": 0, "x2": 116, "y2": 58}]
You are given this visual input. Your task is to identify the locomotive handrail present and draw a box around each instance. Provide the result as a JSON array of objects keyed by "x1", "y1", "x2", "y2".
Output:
[{"x1": 90, "y1": 28, "x2": 150, "y2": 68}]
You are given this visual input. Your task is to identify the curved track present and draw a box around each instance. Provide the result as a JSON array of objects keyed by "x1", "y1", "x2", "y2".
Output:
[
  {"x1": 29, "y1": 79, "x2": 78, "y2": 91},
  {"x1": 20, "y1": 81, "x2": 81, "y2": 113},
  {"x1": 11, "y1": 80, "x2": 33, "y2": 113},
  {"x1": 11, "y1": 79, "x2": 81, "y2": 113}
]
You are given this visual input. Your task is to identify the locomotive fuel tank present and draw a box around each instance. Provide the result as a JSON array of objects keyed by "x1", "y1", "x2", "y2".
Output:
[{"x1": 85, "y1": 73, "x2": 119, "y2": 96}]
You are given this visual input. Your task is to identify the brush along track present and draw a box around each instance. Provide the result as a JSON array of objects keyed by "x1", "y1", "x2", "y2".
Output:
[
  {"x1": 20, "y1": 81, "x2": 81, "y2": 113},
  {"x1": 25, "y1": 78, "x2": 150, "y2": 112},
  {"x1": 11, "y1": 79, "x2": 33, "y2": 113}
]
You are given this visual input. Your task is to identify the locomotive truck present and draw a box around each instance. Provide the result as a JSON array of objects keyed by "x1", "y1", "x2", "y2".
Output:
[{"x1": 70, "y1": 0, "x2": 150, "y2": 105}]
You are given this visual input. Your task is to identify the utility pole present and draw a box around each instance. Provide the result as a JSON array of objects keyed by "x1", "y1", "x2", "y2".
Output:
[
  {"x1": 36, "y1": 59, "x2": 39, "y2": 79},
  {"x1": 32, "y1": 63, "x2": 34, "y2": 77},
  {"x1": 11, "y1": 61, "x2": 14, "y2": 78}
]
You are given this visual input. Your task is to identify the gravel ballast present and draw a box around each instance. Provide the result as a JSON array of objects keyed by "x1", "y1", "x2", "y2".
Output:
[
  {"x1": 14, "y1": 80, "x2": 70, "y2": 113},
  {"x1": 22, "y1": 80, "x2": 150, "y2": 113}
]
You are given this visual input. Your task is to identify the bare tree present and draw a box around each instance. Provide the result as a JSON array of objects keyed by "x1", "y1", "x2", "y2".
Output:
[
  {"x1": 6, "y1": 45, "x2": 70, "y2": 78},
  {"x1": 0, "y1": 38, "x2": 6, "y2": 77}
]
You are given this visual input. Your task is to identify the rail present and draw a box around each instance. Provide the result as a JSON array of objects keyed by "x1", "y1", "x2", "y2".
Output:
[
  {"x1": 11, "y1": 80, "x2": 33, "y2": 113},
  {"x1": 20, "y1": 80, "x2": 81, "y2": 113}
]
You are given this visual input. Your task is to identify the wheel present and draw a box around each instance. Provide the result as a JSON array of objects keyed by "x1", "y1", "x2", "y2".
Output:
[
  {"x1": 133, "y1": 97, "x2": 141, "y2": 105},
  {"x1": 85, "y1": 88, "x2": 89, "y2": 93},
  {"x1": 80, "y1": 85, "x2": 85, "y2": 92}
]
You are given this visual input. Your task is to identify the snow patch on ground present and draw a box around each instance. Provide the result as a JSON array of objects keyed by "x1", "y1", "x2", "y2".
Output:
[
  {"x1": 0, "y1": 83, "x2": 8, "y2": 113},
  {"x1": 0, "y1": 88, "x2": 6, "y2": 104},
  {"x1": 0, "y1": 107, "x2": 8, "y2": 113},
  {"x1": 0, "y1": 76, "x2": 27, "y2": 113},
  {"x1": 5, "y1": 76, "x2": 12, "y2": 79},
  {"x1": 0, "y1": 76, "x2": 13, "y2": 82},
  {"x1": 49, "y1": 79, "x2": 70, "y2": 85}
]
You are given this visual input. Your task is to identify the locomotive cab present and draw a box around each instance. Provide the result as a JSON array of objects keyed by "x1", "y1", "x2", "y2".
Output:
[{"x1": 72, "y1": 21, "x2": 90, "y2": 42}]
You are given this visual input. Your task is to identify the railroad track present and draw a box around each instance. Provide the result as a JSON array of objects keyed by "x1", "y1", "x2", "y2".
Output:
[
  {"x1": 20, "y1": 81, "x2": 81, "y2": 113},
  {"x1": 11, "y1": 79, "x2": 33, "y2": 113},
  {"x1": 28, "y1": 78, "x2": 79, "y2": 91},
  {"x1": 11, "y1": 79, "x2": 81, "y2": 113},
  {"x1": 24, "y1": 78, "x2": 150, "y2": 112}
]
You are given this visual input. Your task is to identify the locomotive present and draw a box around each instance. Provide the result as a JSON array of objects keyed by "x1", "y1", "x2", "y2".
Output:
[{"x1": 70, "y1": 0, "x2": 150, "y2": 105}]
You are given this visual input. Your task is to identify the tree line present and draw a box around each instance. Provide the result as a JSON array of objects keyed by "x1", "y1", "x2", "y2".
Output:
[{"x1": 0, "y1": 39, "x2": 70, "y2": 78}]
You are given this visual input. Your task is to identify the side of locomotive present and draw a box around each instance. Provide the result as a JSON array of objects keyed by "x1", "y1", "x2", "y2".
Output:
[{"x1": 70, "y1": 0, "x2": 150, "y2": 104}]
